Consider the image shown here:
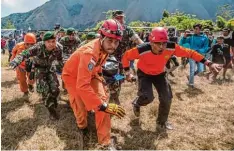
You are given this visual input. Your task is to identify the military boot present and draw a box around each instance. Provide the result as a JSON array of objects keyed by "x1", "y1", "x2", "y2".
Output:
[{"x1": 48, "y1": 104, "x2": 59, "y2": 120}]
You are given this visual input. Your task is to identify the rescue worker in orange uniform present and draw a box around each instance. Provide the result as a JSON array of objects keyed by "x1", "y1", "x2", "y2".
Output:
[
  {"x1": 122, "y1": 27, "x2": 221, "y2": 133},
  {"x1": 62, "y1": 19, "x2": 126, "y2": 148},
  {"x1": 10, "y1": 33, "x2": 36, "y2": 97}
]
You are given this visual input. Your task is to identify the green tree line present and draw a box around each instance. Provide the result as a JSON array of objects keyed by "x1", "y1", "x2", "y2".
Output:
[{"x1": 90, "y1": 4, "x2": 234, "y2": 32}]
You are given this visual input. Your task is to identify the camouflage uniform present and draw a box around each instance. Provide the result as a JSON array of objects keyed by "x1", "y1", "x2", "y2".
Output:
[
  {"x1": 59, "y1": 36, "x2": 81, "y2": 63},
  {"x1": 11, "y1": 41, "x2": 63, "y2": 108},
  {"x1": 109, "y1": 25, "x2": 139, "y2": 103},
  {"x1": 113, "y1": 25, "x2": 138, "y2": 62},
  {"x1": 59, "y1": 36, "x2": 81, "y2": 91},
  {"x1": 79, "y1": 40, "x2": 89, "y2": 47},
  {"x1": 78, "y1": 32, "x2": 98, "y2": 47}
]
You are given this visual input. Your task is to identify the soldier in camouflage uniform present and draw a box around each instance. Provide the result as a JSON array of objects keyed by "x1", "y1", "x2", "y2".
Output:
[
  {"x1": 57, "y1": 28, "x2": 66, "y2": 42},
  {"x1": 59, "y1": 28, "x2": 81, "y2": 91},
  {"x1": 10, "y1": 31, "x2": 63, "y2": 120},
  {"x1": 109, "y1": 10, "x2": 143, "y2": 104},
  {"x1": 59, "y1": 27, "x2": 81, "y2": 63},
  {"x1": 79, "y1": 32, "x2": 98, "y2": 47}
]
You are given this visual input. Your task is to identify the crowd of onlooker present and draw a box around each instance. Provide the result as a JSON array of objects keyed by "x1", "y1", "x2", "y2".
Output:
[
  {"x1": 135, "y1": 25, "x2": 234, "y2": 84},
  {"x1": 2, "y1": 25, "x2": 234, "y2": 85}
]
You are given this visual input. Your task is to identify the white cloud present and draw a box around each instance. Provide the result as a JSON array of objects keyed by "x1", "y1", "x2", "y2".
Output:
[
  {"x1": 1, "y1": 0, "x2": 49, "y2": 17},
  {"x1": 2, "y1": 0, "x2": 16, "y2": 7}
]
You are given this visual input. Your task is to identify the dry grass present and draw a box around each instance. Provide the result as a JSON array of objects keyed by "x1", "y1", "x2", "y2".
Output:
[
  {"x1": 1, "y1": 53, "x2": 234, "y2": 150},
  {"x1": 1, "y1": 52, "x2": 10, "y2": 67}
]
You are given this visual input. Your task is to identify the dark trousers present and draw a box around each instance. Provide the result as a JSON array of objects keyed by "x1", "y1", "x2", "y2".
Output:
[{"x1": 135, "y1": 69, "x2": 173, "y2": 125}]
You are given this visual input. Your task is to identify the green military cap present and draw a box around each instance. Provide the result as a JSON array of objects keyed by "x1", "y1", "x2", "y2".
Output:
[
  {"x1": 59, "y1": 28, "x2": 66, "y2": 33},
  {"x1": 43, "y1": 31, "x2": 55, "y2": 41},
  {"x1": 87, "y1": 32, "x2": 97, "y2": 40},
  {"x1": 112, "y1": 10, "x2": 125, "y2": 17},
  {"x1": 67, "y1": 28, "x2": 75, "y2": 35}
]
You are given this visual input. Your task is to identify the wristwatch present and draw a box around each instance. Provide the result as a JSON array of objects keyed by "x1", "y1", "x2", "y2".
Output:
[{"x1": 99, "y1": 102, "x2": 108, "y2": 111}]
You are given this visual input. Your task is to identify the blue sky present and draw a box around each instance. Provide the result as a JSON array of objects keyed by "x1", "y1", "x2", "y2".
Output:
[{"x1": 1, "y1": 0, "x2": 49, "y2": 17}]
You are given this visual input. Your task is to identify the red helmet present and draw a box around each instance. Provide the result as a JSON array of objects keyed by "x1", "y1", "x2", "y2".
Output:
[
  {"x1": 98, "y1": 19, "x2": 123, "y2": 40},
  {"x1": 149, "y1": 27, "x2": 168, "y2": 42},
  {"x1": 24, "y1": 33, "x2": 36, "y2": 44}
]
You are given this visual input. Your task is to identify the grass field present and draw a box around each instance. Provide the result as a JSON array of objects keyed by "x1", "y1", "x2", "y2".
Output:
[{"x1": 1, "y1": 53, "x2": 234, "y2": 150}]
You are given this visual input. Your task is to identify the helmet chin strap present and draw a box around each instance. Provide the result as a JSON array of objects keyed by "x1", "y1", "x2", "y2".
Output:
[
  {"x1": 100, "y1": 36, "x2": 107, "y2": 51},
  {"x1": 100, "y1": 36, "x2": 106, "y2": 52},
  {"x1": 100, "y1": 36, "x2": 106, "y2": 45}
]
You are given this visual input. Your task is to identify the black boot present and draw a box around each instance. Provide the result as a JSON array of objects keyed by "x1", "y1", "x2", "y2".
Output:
[
  {"x1": 48, "y1": 105, "x2": 59, "y2": 120},
  {"x1": 79, "y1": 127, "x2": 89, "y2": 136},
  {"x1": 132, "y1": 97, "x2": 140, "y2": 117}
]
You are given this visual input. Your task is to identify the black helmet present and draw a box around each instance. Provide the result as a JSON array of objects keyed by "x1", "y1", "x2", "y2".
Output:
[{"x1": 102, "y1": 56, "x2": 119, "y2": 76}]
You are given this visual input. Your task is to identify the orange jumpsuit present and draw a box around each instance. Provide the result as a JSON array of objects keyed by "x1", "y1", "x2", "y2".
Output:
[
  {"x1": 11, "y1": 42, "x2": 34, "y2": 93},
  {"x1": 62, "y1": 39, "x2": 110, "y2": 145}
]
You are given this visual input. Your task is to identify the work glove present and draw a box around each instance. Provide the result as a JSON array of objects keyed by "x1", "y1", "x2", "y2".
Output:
[
  {"x1": 99, "y1": 103, "x2": 126, "y2": 118},
  {"x1": 9, "y1": 60, "x2": 18, "y2": 70}
]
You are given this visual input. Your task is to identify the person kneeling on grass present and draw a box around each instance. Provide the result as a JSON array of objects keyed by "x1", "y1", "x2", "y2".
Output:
[{"x1": 207, "y1": 35, "x2": 232, "y2": 81}]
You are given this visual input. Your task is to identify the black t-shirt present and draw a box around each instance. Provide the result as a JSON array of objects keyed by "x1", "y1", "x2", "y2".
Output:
[
  {"x1": 211, "y1": 43, "x2": 231, "y2": 64},
  {"x1": 169, "y1": 37, "x2": 178, "y2": 43},
  {"x1": 224, "y1": 31, "x2": 234, "y2": 50},
  {"x1": 143, "y1": 33, "x2": 149, "y2": 42}
]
